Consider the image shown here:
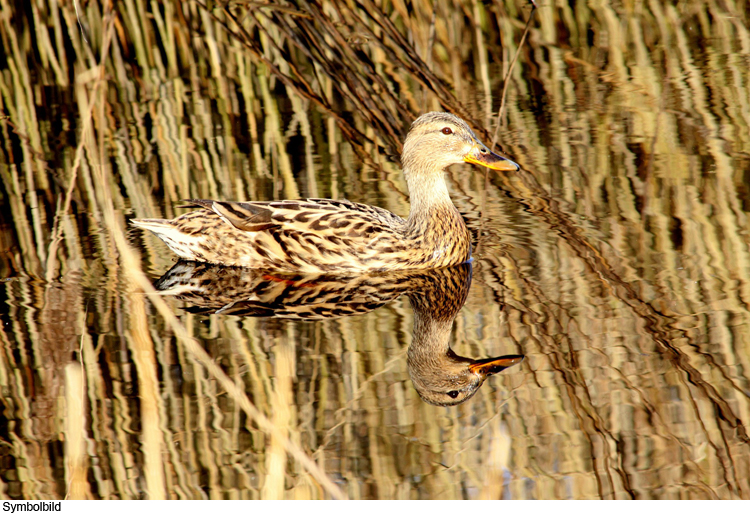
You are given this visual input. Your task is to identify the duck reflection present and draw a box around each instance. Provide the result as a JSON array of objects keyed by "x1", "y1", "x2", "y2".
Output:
[
  {"x1": 154, "y1": 262, "x2": 523, "y2": 405},
  {"x1": 405, "y1": 266, "x2": 523, "y2": 405}
]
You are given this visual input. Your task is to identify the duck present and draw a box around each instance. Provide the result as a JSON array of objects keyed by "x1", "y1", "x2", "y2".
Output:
[
  {"x1": 153, "y1": 260, "x2": 524, "y2": 406},
  {"x1": 132, "y1": 112, "x2": 520, "y2": 273}
]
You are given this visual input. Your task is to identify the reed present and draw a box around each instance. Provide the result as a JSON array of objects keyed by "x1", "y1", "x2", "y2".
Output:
[{"x1": 0, "y1": 0, "x2": 748, "y2": 499}]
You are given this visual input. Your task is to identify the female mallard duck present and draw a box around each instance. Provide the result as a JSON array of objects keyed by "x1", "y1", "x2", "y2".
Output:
[{"x1": 132, "y1": 112, "x2": 519, "y2": 273}]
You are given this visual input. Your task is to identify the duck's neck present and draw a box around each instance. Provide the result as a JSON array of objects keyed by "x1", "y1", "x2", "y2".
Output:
[
  {"x1": 404, "y1": 168, "x2": 457, "y2": 231},
  {"x1": 402, "y1": 167, "x2": 471, "y2": 265}
]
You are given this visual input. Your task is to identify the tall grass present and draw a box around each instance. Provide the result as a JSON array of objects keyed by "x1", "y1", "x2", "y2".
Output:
[{"x1": 0, "y1": 0, "x2": 748, "y2": 499}]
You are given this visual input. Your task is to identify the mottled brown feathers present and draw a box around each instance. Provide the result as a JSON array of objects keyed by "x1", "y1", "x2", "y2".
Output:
[{"x1": 132, "y1": 112, "x2": 519, "y2": 272}]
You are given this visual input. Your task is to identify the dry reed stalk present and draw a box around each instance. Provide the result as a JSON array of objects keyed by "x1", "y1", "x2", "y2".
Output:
[
  {"x1": 64, "y1": 363, "x2": 91, "y2": 499},
  {"x1": 127, "y1": 292, "x2": 167, "y2": 499},
  {"x1": 261, "y1": 331, "x2": 295, "y2": 499},
  {"x1": 45, "y1": 3, "x2": 116, "y2": 282}
]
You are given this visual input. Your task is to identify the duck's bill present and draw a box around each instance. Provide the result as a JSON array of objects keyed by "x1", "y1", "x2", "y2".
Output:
[
  {"x1": 468, "y1": 355, "x2": 524, "y2": 376},
  {"x1": 464, "y1": 147, "x2": 520, "y2": 171}
]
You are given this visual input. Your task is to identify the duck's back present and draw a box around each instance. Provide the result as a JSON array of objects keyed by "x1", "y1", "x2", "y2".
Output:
[{"x1": 133, "y1": 198, "x2": 415, "y2": 272}]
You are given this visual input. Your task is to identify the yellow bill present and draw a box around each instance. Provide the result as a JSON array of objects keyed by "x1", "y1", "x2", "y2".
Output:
[
  {"x1": 464, "y1": 143, "x2": 520, "y2": 171},
  {"x1": 468, "y1": 355, "x2": 524, "y2": 377}
]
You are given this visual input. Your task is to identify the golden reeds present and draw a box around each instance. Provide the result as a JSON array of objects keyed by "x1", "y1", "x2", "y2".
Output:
[{"x1": 0, "y1": 0, "x2": 749, "y2": 500}]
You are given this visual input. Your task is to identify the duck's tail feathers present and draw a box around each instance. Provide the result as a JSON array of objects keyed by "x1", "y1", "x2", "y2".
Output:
[
  {"x1": 131, "y1": 218, "x2": 204, "y2": 261},
  {"x1": 131, "y1": 218, "x2": 171, "y2": 233}
]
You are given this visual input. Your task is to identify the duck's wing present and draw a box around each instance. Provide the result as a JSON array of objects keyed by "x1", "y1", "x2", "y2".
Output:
[
  {"x1": 134, "y1": 198, "x2": 411, "y2": 271},
  {"x1": 175, "y1": 198, "x2": 409, "y2": 271},
  {"x1": 186, "y1": 198, "x2": 405, "y2": 235}
]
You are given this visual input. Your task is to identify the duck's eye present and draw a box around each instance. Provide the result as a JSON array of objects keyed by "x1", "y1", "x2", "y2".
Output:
[
  {"x1": 441, "y1": 127, "x2": 453, "y2": 135},
  {"x1": 447, "y1": 390, "x2": 459, "y2": 399}
]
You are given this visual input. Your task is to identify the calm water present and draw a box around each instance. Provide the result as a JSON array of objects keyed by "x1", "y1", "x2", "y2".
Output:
[{"x1": 1, "y1": 0, "x2": 749, "y2": 499}]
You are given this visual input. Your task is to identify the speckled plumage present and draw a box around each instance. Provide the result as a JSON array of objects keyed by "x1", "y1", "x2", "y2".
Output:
[
  {"x1": 132, "y1": 112, "x2": 519, "y2": 273},
  {"x1": 154, "y1": 261, "x2": 524, "y2": 406}
]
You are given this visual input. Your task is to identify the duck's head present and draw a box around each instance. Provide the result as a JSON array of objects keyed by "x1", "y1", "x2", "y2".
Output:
[
  {"x1": 401, "y1": 112, "x2": 520, "y2": 176},
  {"x1": 408, "y1": 350, "x2": 524, "y2": 406}
]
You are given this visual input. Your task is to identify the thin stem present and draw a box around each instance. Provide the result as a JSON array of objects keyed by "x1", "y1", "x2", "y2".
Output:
[{"x1": 493, "y1": 3, "x2": 538, "y2": 147}]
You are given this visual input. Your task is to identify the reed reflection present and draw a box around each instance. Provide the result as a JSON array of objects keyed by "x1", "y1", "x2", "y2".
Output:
[{"x1": 154, "y1": 261, "x2": 523, "y2": 406}]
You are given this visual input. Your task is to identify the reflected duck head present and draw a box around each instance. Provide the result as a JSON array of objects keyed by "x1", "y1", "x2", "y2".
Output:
[
  {"x1": 404, "y1": 263, "x2": 523, "y2": 406},
  {"x1": 408, "y1": 349, "x2": 524, "y2": 406}
]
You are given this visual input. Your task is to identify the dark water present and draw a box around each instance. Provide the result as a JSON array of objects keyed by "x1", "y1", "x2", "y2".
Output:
[{"x1": 1, "y1": 1, "x2": 749, "y2": 499}]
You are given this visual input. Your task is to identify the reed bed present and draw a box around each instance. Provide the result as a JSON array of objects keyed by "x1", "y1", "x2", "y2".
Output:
[{"x1": 0, "y1": 0, "x2": 749, "y2": 499}]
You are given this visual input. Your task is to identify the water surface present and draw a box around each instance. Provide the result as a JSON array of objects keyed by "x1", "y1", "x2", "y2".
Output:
[{"x1": 1, "y1": 0, "x2": 749, "y2": 499}]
